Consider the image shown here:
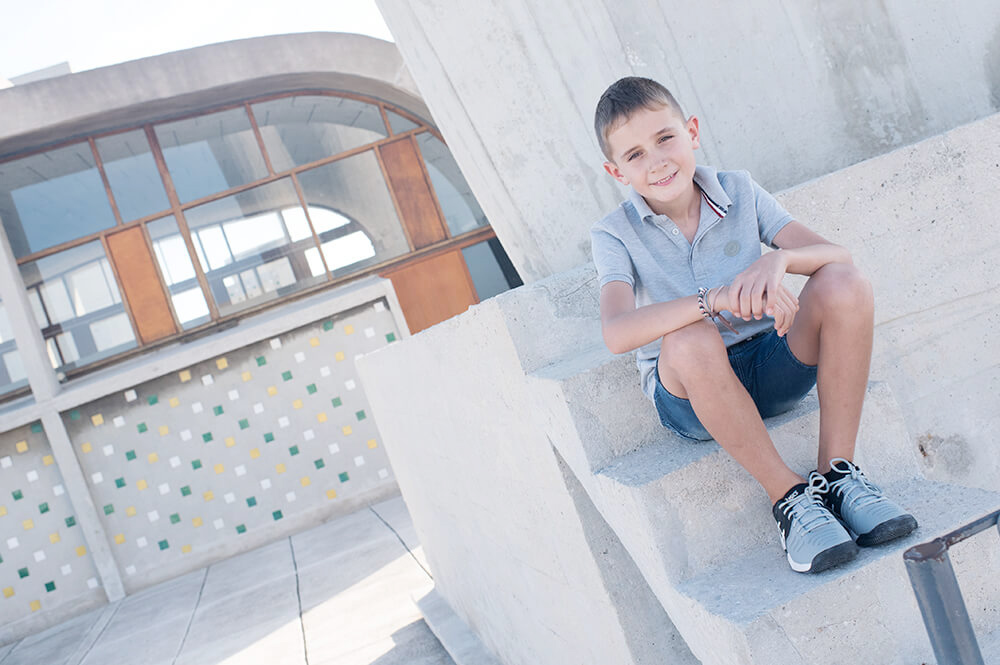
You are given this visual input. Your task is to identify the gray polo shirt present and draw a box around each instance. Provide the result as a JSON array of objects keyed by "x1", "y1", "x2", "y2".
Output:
[{"x1": 591, "y1": 165, "x2": 793, "y2": 400}]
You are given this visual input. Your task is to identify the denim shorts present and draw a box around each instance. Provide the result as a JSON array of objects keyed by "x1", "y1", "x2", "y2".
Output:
[{"x1": 653, "y1": 330, "x2": 817, "y2": 441}]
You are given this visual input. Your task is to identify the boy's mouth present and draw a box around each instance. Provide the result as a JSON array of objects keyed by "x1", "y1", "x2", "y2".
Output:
[{"x1": 650, "y1": 172, "x2": 677, "y2": 187}]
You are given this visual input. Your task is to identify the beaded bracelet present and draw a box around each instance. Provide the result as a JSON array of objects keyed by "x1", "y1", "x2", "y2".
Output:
[{"x1": 697, "y1": 286, "x2": 739, "y2": 334}]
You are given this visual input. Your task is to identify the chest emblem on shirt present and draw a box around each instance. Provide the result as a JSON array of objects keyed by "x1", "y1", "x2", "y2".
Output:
[{"x1": 724, "y1": 240, "x2": 741, "y2": 257}]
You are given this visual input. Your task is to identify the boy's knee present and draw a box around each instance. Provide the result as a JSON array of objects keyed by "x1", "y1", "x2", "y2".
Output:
[
  {"x1": 809, "y1": 263, "x2": 873, "y2": 312},
  {"x1": 659, "y1": 320, "x2": 726, "y2": 373}
]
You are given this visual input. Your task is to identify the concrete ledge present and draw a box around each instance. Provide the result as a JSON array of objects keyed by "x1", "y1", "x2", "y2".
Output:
[{"x1": 416, "y1": 588, "x2": 501, "y2": 665}]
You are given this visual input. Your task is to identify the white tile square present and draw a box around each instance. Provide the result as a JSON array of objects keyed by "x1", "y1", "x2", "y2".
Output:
[
  {"x1": 103, "y1": 445, "x2": 114, "y2": 456},
  {"x1": 345, "y1": 379, "x2": 356, "y2": 390},
  {"x1": 0, "y1": 456, "x2": 10, "y2": 469},
  {"x1": 235, "y1": 465, "x2": 247, "y2": 477},
  {"x1": 124, "y1": 567, "x2": 136, "y2": 577},
  {"x1": 191, "y1": 402, "x2": 203, "y2": 414},
  {"x1": 201, "y1": 374, "x2": 214, "y2": 386},
  {"x1": 364, "y1": 327, "x2": 375, "y2": 338},
  {"x1": 278, "y1": 416, "x2": 290, "y2": 428},
  {"x1": 260, "y1": 478, "x2": 272, "y2": 490},
  {"x1": 213, "y1": 518, "x2": 224, "y2": 530},
  {"x1": 328, "y1": 443, "x2": 340, "y2": 454},
  {"x1": 253, "y1": 403, "x2": 264, "y2": 414},
  {"x1": 26, "y1": 470, "x2": 38, "y2": 482},
  {"x1": 136, "y1": 537, "x2": 147, "y2": 548},
  {"x1": 158, "y1": 483, "x2": 170, "y2": 495},
  {"x1": 7, "y1": 537, "x2": 19, "y2": 550},
  {"x1": 224, "y1": 492, "x2": 235, "y2": 504},
  {"x1": 294, "y1": 351, "x2": 306, "y2": 363},
  {"x1": 61, "y1": 564, "x2": 72, "y2": 576},
  {"x1": 147, "y1": 510, "x2": 160, "y2": 523},
  {"x1": 374, "y1": 301, "x2": 386, "y2": 312},
  {"x1": 33, "y1": 550, "x2": 46, "y2": 562},
  {"x1": 169, "y1": 457, "x2": 181, "y2": 468},
  {"x1": 53, "y1": 485, "x2": 65, "y2": 496},
  {"x1": 228, "y1": 389, "x2": 240, "y2": 401},
  {"x1": 354, "y1": 455, "x2": 365, "y2": 467},
  {"x1": 87, "y1": 577, "x2": 100, "y2": 588},
  {"x1": 113, "y1": 416, "x2": 125, "y2": 428},
  {"x1": 303, "y1": 429, "x2": 315, "y2": 441},
  {"x1": 285, "y1": 491, "x2": 296, "y2": 502},
  {"x1": 124, "y1": 389, "x2": 137, "y2": 402},
  {"x1": 319, "y1": 366, "x2": 331, "y2": 377},
  {"x1": 270, "y1": 338, "x2": 282, "y2": 349},
  {"x1": 92, "y1": 472, "x2": 104, "y2": 484},
  {"x1": 378, "y1": 468, "x2": 389, "y2": 480},
  {"x1": 180, "y1": 429, "x2": 192, "y2": 441}
]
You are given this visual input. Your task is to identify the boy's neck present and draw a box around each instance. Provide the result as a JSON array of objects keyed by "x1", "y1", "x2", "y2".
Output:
[{"x1": 645, "y1": 182, "x2": 701, "y2": 230}]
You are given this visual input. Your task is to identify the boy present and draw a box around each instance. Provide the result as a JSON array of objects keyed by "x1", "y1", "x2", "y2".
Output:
[{"x1": 590, "y1": 76, "x2": 917, "y2": 573}]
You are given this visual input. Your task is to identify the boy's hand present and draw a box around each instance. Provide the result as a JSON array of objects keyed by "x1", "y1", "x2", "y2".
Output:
[
  {"x1": 710, "y1": 283, "x2": 798, "y2": 336},
  {"x1": 726, "y1": 251, "x2": 792, "y2": 321}
]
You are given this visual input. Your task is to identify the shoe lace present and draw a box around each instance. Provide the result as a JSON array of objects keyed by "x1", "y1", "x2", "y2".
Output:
[
  {"x1": 828, "y1": 457, "x2": 884, "y2": 511},
  {"x1": 779, "y1": 474, "x2": 836, "y2": 535}
]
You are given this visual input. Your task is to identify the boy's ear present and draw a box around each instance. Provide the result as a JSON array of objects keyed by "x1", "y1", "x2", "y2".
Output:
[
  {"x1": 603, "y1": 160, "x2": 629, "y2": 185},
  {"x1": 687, "y1": 115, "x2": 701, "y2": 149}
]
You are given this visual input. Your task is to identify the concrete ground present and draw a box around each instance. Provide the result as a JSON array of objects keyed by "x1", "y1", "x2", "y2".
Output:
[{"x1": 0, "y1": 496, "x2": 452, "y2": 665}]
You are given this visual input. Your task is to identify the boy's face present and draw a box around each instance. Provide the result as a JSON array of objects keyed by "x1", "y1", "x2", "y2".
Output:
[{"x1": 603, "y1": 104, "x2": 700, "y2": 216}]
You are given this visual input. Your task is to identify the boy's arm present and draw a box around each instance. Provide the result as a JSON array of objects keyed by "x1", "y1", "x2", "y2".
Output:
[{"x1": 600, "y1": 281, "x2": 705, "y2": 354}]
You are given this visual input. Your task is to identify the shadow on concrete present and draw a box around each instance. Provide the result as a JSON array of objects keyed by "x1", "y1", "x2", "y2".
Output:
[{"x1": 368, "y1": 620, "x2": 456, "y2": 665}]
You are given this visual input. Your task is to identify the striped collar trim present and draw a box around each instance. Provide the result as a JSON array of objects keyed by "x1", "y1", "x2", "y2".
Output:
[{"x1": 627, "y1": 164, "x2": 732, "y2": 221}]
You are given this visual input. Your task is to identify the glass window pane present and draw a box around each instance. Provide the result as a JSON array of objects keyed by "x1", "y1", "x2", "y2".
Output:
[
  {"x1": 297, "y1": 152, "x2": 409, "y2": 277},
  {"x1": 386, "y1": 110, "x2": 420, "y2": 134},
  {"x1": 19, "y1": 240, "x2": 136, "y2": 373},
  {"x1": 0, "y1": 143, "x2": 117, "y2": 258},
  {"x1": 461, "y1": 238, "x2": 523, "y2": 301},
  {"x1": 252, "y1": 96, "x2": 388, "y2": 171},
  {"x1": 147, "y1": 216, "x2": 211, "y2": 329},
  {"x1": 154, "y1": 107, "x2": 268, "y2": 203},
  {"x1": 182, "y1": 179, "x2": 325, "y2": 316},
  {"x1": 415, "y1": 132, "x2": 488, "y2": 236},
  {"x1": 0, "y1": 299, "x2": 29, "y2": 397},
  {"x1": 95, "y1": 130, "x2": 171, "y2": 221}
]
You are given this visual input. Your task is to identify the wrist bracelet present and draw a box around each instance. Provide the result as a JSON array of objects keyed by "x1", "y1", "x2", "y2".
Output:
[{"x1": 698, "y1": 286, "x2": 740, "y2": 334}]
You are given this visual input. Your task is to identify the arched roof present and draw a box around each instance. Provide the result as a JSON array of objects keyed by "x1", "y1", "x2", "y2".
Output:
[{"x1": 0, "y1": 32, "x2": 430, "y2": 157}]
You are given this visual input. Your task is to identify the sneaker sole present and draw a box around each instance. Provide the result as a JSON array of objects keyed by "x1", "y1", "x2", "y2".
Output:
[
  {"x1": 788, "y1": 540, "x2": 859, "y2": 573},
  {"x1": 856, "y1": 515, "x2": 918, "y2": 547}
]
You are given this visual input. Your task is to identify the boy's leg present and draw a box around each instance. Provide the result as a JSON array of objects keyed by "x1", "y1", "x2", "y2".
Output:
[
  {"x1": 784, "y1": 263, "x2": 874, "y2": 473},
  {"x1": 658, "y1": 320, "x2": 802, "y2": 503}
]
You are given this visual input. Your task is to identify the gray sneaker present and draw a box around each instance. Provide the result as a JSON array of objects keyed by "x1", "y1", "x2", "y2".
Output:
[
  {"x1": 772, "y1": 475, "x2": 859, "y2": 573},
  {"x1": 818, "y1": 458, "x2": 918, "y2": 547}
]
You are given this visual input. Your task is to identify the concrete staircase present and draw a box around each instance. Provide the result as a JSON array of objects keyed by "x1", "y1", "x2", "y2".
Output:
[{"x1": 528, "y1": 349, "x2": 1000, "y2": 665}]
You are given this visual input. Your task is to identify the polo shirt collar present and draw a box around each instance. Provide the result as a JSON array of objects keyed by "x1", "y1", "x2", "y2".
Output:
[{"x1": 627, "y1": 165, "x2": 732, "y2": 221}]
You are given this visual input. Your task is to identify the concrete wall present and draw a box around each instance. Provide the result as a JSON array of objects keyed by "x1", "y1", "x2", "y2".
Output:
[{"x1": 377, "y1": 0, "x2": 1000, "y2": 282}]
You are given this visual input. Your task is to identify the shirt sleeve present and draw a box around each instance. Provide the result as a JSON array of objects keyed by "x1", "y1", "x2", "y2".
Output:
[
  {"x1": 590, "y1": 228, "x2": 635, "y2": 288},
  {"x1": 752, "y1": 177, "x2": 794, "y2": 247}
]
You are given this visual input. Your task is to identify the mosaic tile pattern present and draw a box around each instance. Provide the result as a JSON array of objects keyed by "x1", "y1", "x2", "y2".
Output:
[
  {"x1": 63, "y1": 299, "x2": 399, "y2": 582},
  {"x1": 0, "y1": 422, "x2": 102, "y2": 626}
]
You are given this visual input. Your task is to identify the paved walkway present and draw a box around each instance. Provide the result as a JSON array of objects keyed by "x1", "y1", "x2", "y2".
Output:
[{"x1": 0, "y1": 496, "x2": 453, "y2": 665}]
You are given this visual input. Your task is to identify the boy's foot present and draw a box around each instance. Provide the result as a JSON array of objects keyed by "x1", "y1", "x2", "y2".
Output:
[
  {"x1": 816, "y1": 458, "x2": 918, "y2": 547},
  {"x1": 772, "y1": 476, "x2": 858, "y2": 573}
]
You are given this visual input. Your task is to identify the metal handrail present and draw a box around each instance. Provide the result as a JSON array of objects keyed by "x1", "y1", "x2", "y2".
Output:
[{"x1": 904, "y1": 509, "x2": 1000, "y2": 665}]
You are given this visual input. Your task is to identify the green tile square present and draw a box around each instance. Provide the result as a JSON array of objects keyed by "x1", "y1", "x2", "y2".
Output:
[
  {"x1": 314, "y1": 459, "x2": 325, "y2": 470},
  {"x1": 137, "y1": 423, "x2": 148, "y2": 434},
  {"x1": 288, "y1": 445, "x2": 299, "y2": 456},
  {"x1": 180, "y1": 485, "x2": 192, "y2": 497},
  {"x1": 338, "y1": 472, "x2": 349, "y2": 483},
  {"x1": 323, "y1": 320, "x2": 334, "y2": 331},
  {"x1": 306, "y1": 384, "x2": 317, "y2": 395},
  {"x1": 246, "y1": 497, "x2": 257, "y2": 508},
  {"x1": 256, "y1": 356, "x2": 267, "y2": 367},
  {"x1": 65, "y1": 516, "x2": 76, "y2": 528},
  {"x1": 213, "y1": 405, "x2": 224, "y2": 416},
  {"x1": 263, "y1": 432, "x2": 274, "y2": 443},
  {"x1": 103, "y1": 504, "x2": 114, "y2": 515},
  {"x1": 385, "y1": 332, "x2": 396, "y2": 343},
  {"x1": 12, "y1": 490, "x2": 23, "y2": 501},
  {"x1": 236, "y1": 524, "x2": 247, "y2": 534},
  {"x1": 355, "y1": 410, "x2": 366, "y2": 421},
  {"x1": 272, "y1": 510, "x2": 283, "y2": 521},
  {"x1": 30, "y1": 422, "x2": 43, "y2": 433},
  {"x1": 69, "y1": 410, "x2": 81, "y2": 421},
  {"x1": 125, "y1": 450, "x2": 137, "y2": 461},
  {"x1": 148, "y1": 395, "x2": 159, "y2": 406},
  {"x1": 38, "y1": 502, "x2": 49, "y2": 514},
  {"x1": 115, "y1": 478, "x2": 126, "y2": 489},
  {"x1": 45, "y1": 581, "x2": 55, "y2": 592},
  {"x1": 331, "y1": 397, "x2": 342, "y2": 408},
  {"x1": 158, "y1": 540, "x2": 169, "y2": 551},
  {"x1": 202, "y1": 432, "x2": 213, "y2": 443},
  {"x1": 239, "y1": 418, "x2": 250, "y2": 430},
  {"x1": 281, "y1": 371, "x2": 293, "y2": 382},
  {"x1": 169, "y1": 513, "x2": 180, "y2": 524},
  {"x1": 18, "y1": 567, "x2": 28, "y2": 579},
  {"x1": 191, "y1": 459, "x2": 202, "y2": 470}
]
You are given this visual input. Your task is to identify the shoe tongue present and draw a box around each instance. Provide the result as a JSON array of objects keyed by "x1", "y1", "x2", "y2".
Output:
[
  {"x1": 824, "y1": 465, "x2": 851, "y2": 483},
  {"x1": 774, "y1": 482, "x2": 809, "y2": 508}
]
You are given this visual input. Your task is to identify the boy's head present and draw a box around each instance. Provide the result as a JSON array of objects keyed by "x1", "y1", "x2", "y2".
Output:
[{"x1": 594, "y1": 77, "x2": 685, "y2": 160}]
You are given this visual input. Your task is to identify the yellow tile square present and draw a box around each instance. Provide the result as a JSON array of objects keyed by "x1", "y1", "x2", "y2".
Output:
[
  {"x1": 42, "y1": 455, "x2": 54, "y2": 466},
  {"x1": 182, "y1": 544, "x2": 192, "y2": 554},
  {"x1": 203, "y1": 491, "x2": 214, "y2": 501},
  {"x1": 179, "y1": 370, "x2": 192, "y2": 382},
  {"x1": 15, "y1": 440, "x2": 28, "y2": 453},
  {"x1": 317, "y1": 412, "x2": 327, "y2": 423},
  {"x1": 300, "y1": 476, "x2": 311, "y2": 487},
  {"x1": 344, "y1": 325, "x2": 354, "y2": 335},
  {"x1": 30, "y1": 600, "x2": 40, "y2": 612},
  {"x1": 250, "y1": 448, "x2": 261, "y2": 459},
  {"x1": 192, "y1": 517, "x2": 203, "y2": 528},
  {"x1": 276, "y1": 463, "x2": 286, "y2": 474},
  {"x1": 309, "y1": 337, "x2": 320, "y2": 347},
  {"x1": 91, "y1": 414, "x2": 104, "y2": 427},
  {"x1": 136, "y1": 479, "x2": 148, "y2": 491},
  {"x1": 214, "y1": 464, "x2": 224, "y2": 474},
  {"x1": 159, "y1": 425, "x2": 169, "y2": 436},
  {"x1": 148, "y1": 453, "x2": 159, "y2": 463},
  {"x1": 292, "y1": 399, "x2": 303, "y2": 410},
  {"x1": 342, "y1": 425, "x2": 352, "y2": 436},
  {"x1": 126, "y1": 506, "x2": 137, "y2": 517},
  {"x1": 0, "y1": 506, "x2": 6, "y2": 517},
  {"x1": 335, "y1": 351, "x2": 345, "y2": 362},
  {"x1": 216, "y1": 357, "x2": 229, "y2": 370},
  {"x1": 367, "y1": 439, "x2": 378, "y2": 449},
  {"x1": 81, "y1": 442, "x2": 93, "y2": 453},
  {"x1": 114, "y1": 533, "x2": 126, "y2": 545},
  {"x1": 2, "y1": 587, "x2": 13, "y2": 598},
  {"x1": 22, "y1": 519, "x2": 33, "y2": 530},
  {"x1": 241, "y1": 371, "x2": 252, "y2": 382},
  {"x1": 169, "y1": 397, "x2": 180, "y2": 408},
  {"x1": 326, "y1": 489, "x2": 337, "y2": 500},
  {"x1": 76, "y1": 546, "x2": 87, "y2": 557},
  {"x1": 225, "y1": 437, "x2": 236, "y2": 448},
  {"x1": 49, "y1": 532, "x2": 60, "y2": 544},
  {"x1": 267, "y1": 386, "x2": 278, "y2": 396}
]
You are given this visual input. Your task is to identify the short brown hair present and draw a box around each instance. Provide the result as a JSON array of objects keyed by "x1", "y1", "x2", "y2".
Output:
[{"x1": 594, "y1": 77, "x2": 685, "y2": 159}]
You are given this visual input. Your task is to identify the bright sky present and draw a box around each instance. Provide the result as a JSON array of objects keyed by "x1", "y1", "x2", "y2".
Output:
[{"x1": 0, "y1": 0, "x2": 393, "y2": 81}]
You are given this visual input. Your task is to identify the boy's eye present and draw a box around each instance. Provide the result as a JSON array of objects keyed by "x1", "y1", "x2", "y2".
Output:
[
  {"x1": 627, "y1": 152, "x2": 641, "y2": 161},
  {"x1": 659, "y1": 134, "x2": 673, "y2": 142}
]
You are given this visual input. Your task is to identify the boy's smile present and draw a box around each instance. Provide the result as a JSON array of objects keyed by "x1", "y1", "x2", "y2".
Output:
[{"x1": 603, "y1": 104, "x2": 701, "y2": 220}]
